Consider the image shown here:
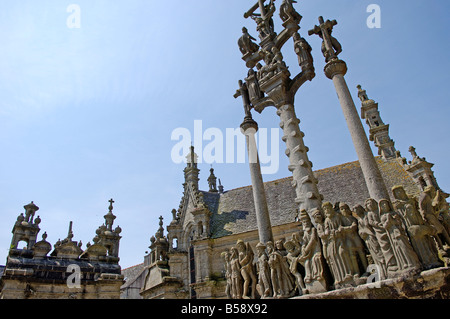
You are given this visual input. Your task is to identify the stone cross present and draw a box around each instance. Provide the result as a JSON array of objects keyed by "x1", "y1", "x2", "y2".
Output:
[
  {"x1": 244, "y1": 0, "x2": 268, "y2": 19},
  {"x1": 308, "y1": 16, "x2": 341, "y2": 62},
  {"x1": 108, "y1": 198, "x2": 115, "y2": 212}
]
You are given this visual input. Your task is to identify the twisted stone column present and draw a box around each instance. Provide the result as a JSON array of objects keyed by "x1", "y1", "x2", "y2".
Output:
[{"x1": 276, "y1": 102, "x2": 323, "y2": 216}]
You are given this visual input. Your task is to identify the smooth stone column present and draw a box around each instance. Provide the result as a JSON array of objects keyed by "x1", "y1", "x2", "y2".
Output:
[
  {"x1": 325, "y1": 59, "x2": 390, "y2": 201},
  {"x1": 241, "y1": 117, "x2": 274, "y2": 244}
]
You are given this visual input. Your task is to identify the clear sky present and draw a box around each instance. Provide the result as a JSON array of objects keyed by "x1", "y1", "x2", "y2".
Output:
[{"x1": 0, "y1": 0, "x2": 449, "y2": 269}]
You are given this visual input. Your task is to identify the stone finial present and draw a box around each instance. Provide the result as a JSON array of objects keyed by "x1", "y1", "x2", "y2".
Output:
[
  {"x1": 156, "y1": 216, "x2": 164, "y2": 239},
  {"x1": 104, "y1": 199, "x2": 117, "y2": 231},
  {"x1": 24, "y1": 201, "x2": 39, "y2": 223}
]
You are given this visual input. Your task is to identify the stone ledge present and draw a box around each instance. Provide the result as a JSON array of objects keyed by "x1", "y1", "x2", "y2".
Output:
[{"x1": 293, "y1": 267, "x2": 450, "y2": 299}]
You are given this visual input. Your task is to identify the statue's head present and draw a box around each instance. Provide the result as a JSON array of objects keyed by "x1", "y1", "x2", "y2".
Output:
[
  {"x1": 322, "y1": 202, "x2": 334, "y2": 217},
  {"x1": 392, "y1": 185, "x2": 408, "y2": 200},
  {"x1": 339, "y1": 202, "x2": 351, "y2": 216},
  {"x1": 365, "y1": 198, "x2": 378, "y2": 212},
  {"x1": 312, "y1": 208, "x2": 324, "y2": 223},
  {"x1": 379, "y1": 199, "x2": 393, "y2": 214},
  {"x1": 353, "y1": 205, "x2": 366, "y2": 218}
]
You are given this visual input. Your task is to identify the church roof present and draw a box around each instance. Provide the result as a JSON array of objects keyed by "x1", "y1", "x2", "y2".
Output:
[{"x1": 204, "y1": 157, "x2": 420, "y2": 239}]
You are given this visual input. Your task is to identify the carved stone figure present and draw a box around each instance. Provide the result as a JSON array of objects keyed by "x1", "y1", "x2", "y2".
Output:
[
  {"x1": 267, "y1": 240, "x2": 295, "y2": 298},
  {"x1": 365, "y1": 198, "x2": 398, "y2": 277},
  {"x1": 284, "y1": 234, "x2": 306, "y2": 295},
  {"x1": 379, "y1": 199, "x2": 421, "y2": 273},
  {"x1": 279, "y1": 0, "x2": 302, "y2": 23},
  {"x1": 322, "y1": 202, "x2": 355, "y2": 288},
  {"x1": 312, "y1": 208, "x2": 328, "y2": 263},
  {"x1": 392, "y1": 185, "x2": 441, "y2": 269},
  {"x1": 245, "y1": 68, "x2": 264, "y2": 103},
  {"x1": 257, "y1": 50, "x2": 276, "y2": 83},
  {"x1": 419, "y1": 190, "x2": 450, "y2": 259},
  {"x1": 236, "y1": 240, "x2": 258, "y2": 299},
  {"x1": 221, "y1": 250, "x2": 232, "y2": 299},
  {"x1": 238, "y1": 27, "x2": 260, "y2": 56},
  {"x1": 255, "y1": 242, "x2": 272, "y2": 298},
  {"x1": 293, "y1": 32, "x2": 313, "y2": 73},
  {"x1": 339, "y1": 202, "x2": 369, "y2": 278},
  {"x1": 270, "y1": 46, "x2": 288, "y2": 73},
  {"x1": 353, "y1": 205, "x2": 387, "y2": 280},
  {"x1": 229, "y1": 246, "x2": 243, "y2": 299},
  {"x1": 298, "y1": 209, "x2": 328, "y2": 294}
]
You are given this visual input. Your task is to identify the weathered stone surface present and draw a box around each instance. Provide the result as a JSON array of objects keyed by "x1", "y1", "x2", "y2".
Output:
[{"x1": 294, "y1": 267, "x2": 450, "y2": 299}]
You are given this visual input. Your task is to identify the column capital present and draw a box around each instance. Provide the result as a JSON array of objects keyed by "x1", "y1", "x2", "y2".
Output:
[
  {"x1": 240, "y1": 117, "x2": 259, "y2": 134},
  {"x1": 324, "y1": 58, "x2": 347, "y2": 79}
]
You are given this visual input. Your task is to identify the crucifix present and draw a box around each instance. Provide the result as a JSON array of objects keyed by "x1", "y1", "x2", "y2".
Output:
[
  {"x1": 244, "y1": 0, "x2": 268, "y2": 19},
  {"x1": 308, "y1": 16, "x2": 341, "y2": 62}
]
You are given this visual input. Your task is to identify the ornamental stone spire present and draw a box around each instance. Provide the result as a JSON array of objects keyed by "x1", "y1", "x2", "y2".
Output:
[
  {"x1": 309, "y1": 16, "x2": 390, "y2": 202},
  {"x1": 357, "y1": 85, "x2": 396, "y2": 160}
]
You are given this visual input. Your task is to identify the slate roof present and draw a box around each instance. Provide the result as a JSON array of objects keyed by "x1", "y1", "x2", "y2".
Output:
[
  {"x1": 204, "y1": 157, "x2": 420, "y2": 239},
  {"x1": 121, "y1": 263, "x2": 145, "y2": 289}
]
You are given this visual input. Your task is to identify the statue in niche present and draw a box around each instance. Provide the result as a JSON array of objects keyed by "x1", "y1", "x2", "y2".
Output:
[
  {"x1": 229, "y1": 246, "x2": 243, "y2": 299},
  {"x1": 379, "y1": 199, "x2": 421, "y2": 273},
  {"x1": 353, "y1": 205, "x2": 387, "y2": 280},
  {"x1": 245, "y1": 68, "x2": 264, "y2": 103},
  {"x1": 322, "y1": 201, "x2": 355, "y2": 288},
  {"x1": 267, "y1": 240, "x2": 295, "y2": 298},
  {"x1": 365, "y1": 198, "x2": 398, "y2": 277},
  {"x1": 236, "y1": 240, "x2": 257, "y2": 299},
  {"x1": 279, "y1": 0, "x2": 302, "y2": 23},
  {"x1": 419, "y1": 188, "x2": 450, "y2": 253},
  {"x1": 293, "y1": 32, "x2": 313, "y2": 73},
  {"x1": 284, "y1": 234, "x2": 307, "y2": 295},
  {"x1": 339, "y1": 202, "x2": 369, "y2": 278},
  {"x1": 238, "y1": 27, "x2": 260, "y2": 56},
  {"x1": 221, "y1": 250, "x2": 232, "y2": 299},
  {"x1": 392, "y1": 185, "x2": 442, "y2": 268},
  {"x1": 298, "y1": 209, "x2": 328, "y2": 293}
]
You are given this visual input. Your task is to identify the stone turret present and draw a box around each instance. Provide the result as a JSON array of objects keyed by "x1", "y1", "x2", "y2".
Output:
[
  {"x1": 9, "y1": 202, "x2": 41, "y2": 257},
  {"x1": 405, "y1": 146, "x2": 440, "y2": 191},
  {"x1": 357, "y1": 84, "x2": 396, "y2": 160}
]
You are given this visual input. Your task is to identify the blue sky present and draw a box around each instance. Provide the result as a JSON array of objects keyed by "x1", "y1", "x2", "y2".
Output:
[{"x1": 0, "y1": 1, "x2": 449, "y2": 269}]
